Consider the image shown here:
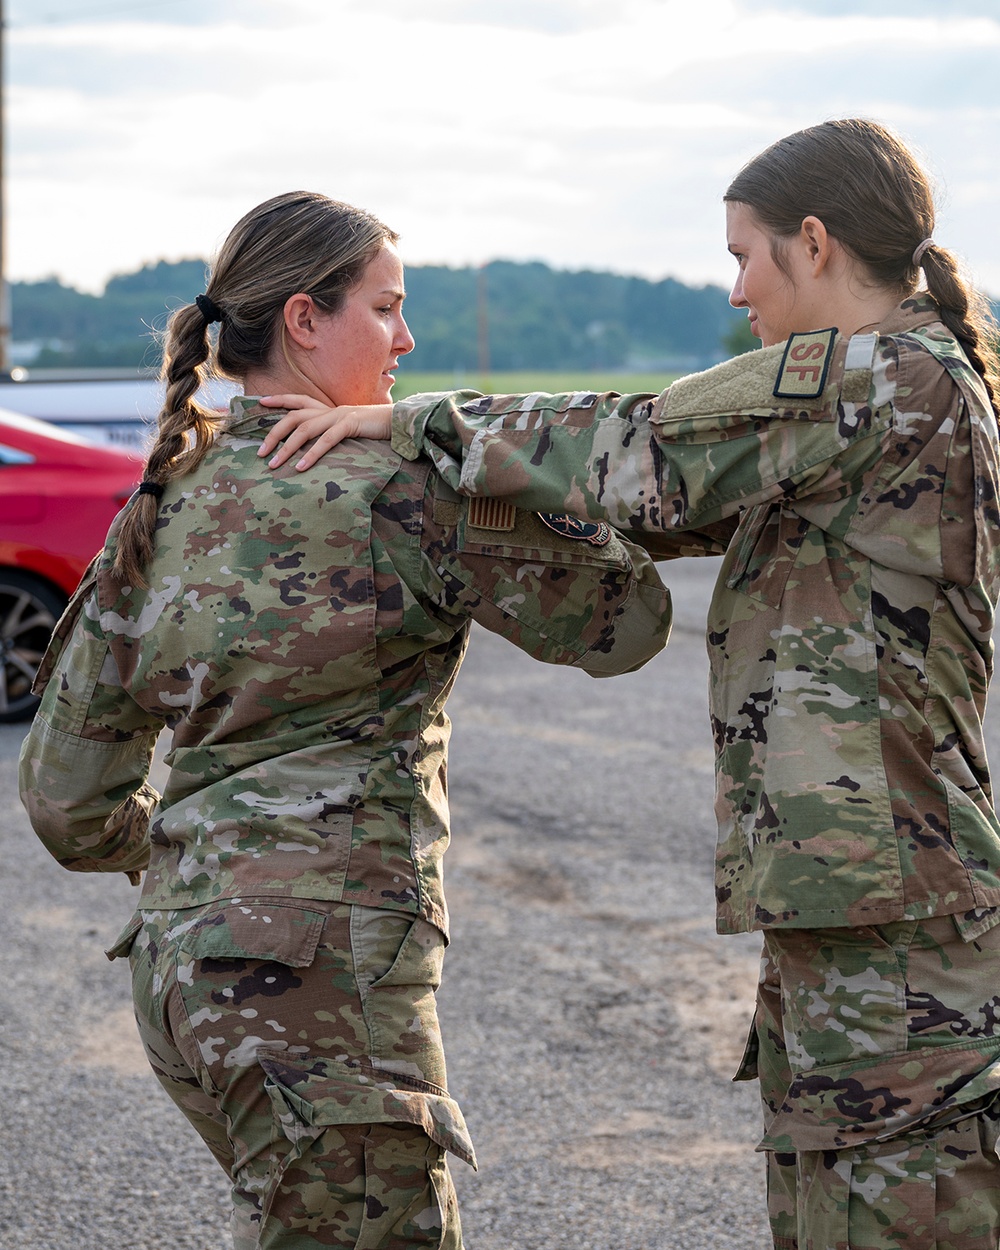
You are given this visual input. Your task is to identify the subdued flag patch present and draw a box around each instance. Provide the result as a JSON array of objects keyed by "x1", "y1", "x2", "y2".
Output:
[{"x1": 467, "y1": 497, "x2": 517, "y2": 531}]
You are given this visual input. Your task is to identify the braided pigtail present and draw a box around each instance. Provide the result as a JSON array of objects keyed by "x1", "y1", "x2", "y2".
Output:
[
  {"x1": 919, "y1": 246, "x2": 999, "y2": 412},
  {"x1": 113, "y1": 300, "x2": 223, "y2": 588}
]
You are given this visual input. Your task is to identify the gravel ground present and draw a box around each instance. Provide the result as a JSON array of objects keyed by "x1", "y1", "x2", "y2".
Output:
[{"x1": 2, "y1": 559, "x2": 796, "y2": 1249}]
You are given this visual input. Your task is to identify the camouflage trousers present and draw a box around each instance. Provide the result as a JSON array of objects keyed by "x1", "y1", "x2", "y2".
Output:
[
  {"x1": 109, "y1": 899, "x2": 476, "y2": 1249},
  {"x1": 736, "y1": 916, "x2": 1000, "y2": 1250}
]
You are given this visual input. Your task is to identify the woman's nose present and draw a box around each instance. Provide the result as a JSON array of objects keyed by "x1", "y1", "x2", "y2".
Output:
[{"x1": 396, "y1": 315, "x2": 415, "y2": 355}]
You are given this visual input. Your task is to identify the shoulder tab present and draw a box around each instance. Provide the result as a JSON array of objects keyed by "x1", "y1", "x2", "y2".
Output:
[
  {"x1": 773, "y1": 329, "x2": 837, "y2": 399},
  {"x1": 537, "y1": 513, "x2": 612, "y2": 547},
  {"x1": 467, "y1": 496, "x2": 517, "y2": 532},
  {"x1": 841, "y1": 332, "x2": 877, "y2": 404}
]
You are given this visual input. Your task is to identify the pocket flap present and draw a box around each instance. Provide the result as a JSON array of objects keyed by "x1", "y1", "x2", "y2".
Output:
[
  {"x1": 180, "y1": 902, "x2": 327, "y2": 967},
  {"x1": 105, "y1": 912, "x2": 143, "y2": 961},
  {"x1": 761, "y1": 1044, "x2": 1000, "y2": 1152},
  {"x1": 259, "y1": 1052, "x2": 477, "y2": 1169}
]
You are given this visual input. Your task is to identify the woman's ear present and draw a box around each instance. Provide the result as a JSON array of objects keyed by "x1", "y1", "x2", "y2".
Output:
[
  {"x1": 799, "y1": 216, "x2": 833, "y2": 276},
  {"x1": 282, "y1": 293, "x2": 319, "y2": 350}
]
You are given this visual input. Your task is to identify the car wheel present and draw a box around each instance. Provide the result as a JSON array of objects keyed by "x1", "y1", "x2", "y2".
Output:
[{"x1": 0, "y1": 571, "x2": 66, "y2": 723}]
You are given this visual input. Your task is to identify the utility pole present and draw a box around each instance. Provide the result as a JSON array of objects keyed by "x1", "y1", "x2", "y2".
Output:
[
  {"x1": 0, "y1": 0, "x2": 9, "y2": 374},
  {"x1": 477, "y1": 262, "x2": 490, "y2": 382}
]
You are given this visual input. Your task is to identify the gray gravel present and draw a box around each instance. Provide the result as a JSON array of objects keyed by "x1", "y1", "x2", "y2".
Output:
[{"x1": 0, "y1": 557, "x2": 902, "y2": 1249}]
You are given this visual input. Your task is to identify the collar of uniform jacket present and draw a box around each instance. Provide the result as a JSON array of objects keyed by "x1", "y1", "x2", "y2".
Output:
[
  {"x1": 223, "y1": 395, "x2": 282, "y2": 440},
  {"x1": 878, "y1": 291, "x2": 941, "y2": 336}
]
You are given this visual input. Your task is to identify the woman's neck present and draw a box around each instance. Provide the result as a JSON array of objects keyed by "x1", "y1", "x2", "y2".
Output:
[
  {"x1": 832, "y1": 294, "x2": 900, "y2": 338},
  {"x1": 241, "y1": 367, "x2": 331, "y2": 405}
]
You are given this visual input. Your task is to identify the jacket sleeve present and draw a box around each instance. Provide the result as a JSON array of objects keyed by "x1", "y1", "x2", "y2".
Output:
[
  {"x1": 391, "y1": 337, "x2": 890, "y2": 532},
  {"x1": 416, "y1": 479, "x2": 673, "y2": 677},
  {"x1": 17, "y1": 572, "x2": 161, "y2": 880}
]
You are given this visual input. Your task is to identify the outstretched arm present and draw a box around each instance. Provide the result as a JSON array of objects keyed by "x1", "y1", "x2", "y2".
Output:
[{"x1": 390, "y1": 339, "x2": 889, "y2": 532}]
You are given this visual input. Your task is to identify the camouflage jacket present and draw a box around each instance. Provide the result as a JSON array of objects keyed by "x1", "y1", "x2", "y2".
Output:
[
  {"x1": 390, "y1": 296, "x2": 1000, "y2": 934},
  {"x1": 18, "y1": 398, "x2": 672, "y2": 936}
]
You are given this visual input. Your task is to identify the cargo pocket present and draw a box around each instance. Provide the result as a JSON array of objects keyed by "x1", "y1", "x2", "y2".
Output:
[
  {"x1": 259, "y1": 1052, "x2": 476, "y2": 1249},
  {"x1": 352, "y1": 909, "x2": 448, "y2": 1089},
  {"x1": 798, "y1": 1137, "x2": 936, "y2": 1250}
]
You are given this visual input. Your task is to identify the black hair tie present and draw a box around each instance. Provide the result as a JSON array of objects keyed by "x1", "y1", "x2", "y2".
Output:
[
  {"x1": 137, "y1": 480, "x2": 164, "y2": 500},
  {"x1": 195, "y1": 293, "x2": 223, "y2": 324}
]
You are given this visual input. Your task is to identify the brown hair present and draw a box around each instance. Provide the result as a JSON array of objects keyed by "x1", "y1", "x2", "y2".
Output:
[
  {"x1": 724, "y1": 118, "x2": 998, "y2": 408},
  {"x1": 113, "y1": 191, "x2": 398, "y2": 587}
]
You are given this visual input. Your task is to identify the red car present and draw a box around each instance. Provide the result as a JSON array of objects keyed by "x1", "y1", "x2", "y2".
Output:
[{"x1": 0, "y1": 409, "x2": 141, "y2": 721}]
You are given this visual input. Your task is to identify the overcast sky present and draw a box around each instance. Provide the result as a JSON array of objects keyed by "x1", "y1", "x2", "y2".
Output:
[{"x1": 9, "y1": 0, "x2": 1000, "y2": 296}]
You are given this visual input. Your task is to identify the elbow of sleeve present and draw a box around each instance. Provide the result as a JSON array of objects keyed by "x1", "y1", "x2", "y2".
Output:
[
  {"x1": 32, "y1": 788, "x2": 156, "y2": 877},
  {"x1": 576, "y1": 583, "x2": 672, "y2": 677}
]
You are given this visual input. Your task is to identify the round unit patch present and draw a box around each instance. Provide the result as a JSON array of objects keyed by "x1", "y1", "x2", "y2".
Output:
[{"x1": 537, "y1": 513, "x2": 612, "y2": 546}]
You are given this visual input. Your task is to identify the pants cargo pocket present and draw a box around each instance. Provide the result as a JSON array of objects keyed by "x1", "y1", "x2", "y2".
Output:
[
  {"x1": 798, "y1": 1137, "x2": 938, "y2": 1250},
  {"x1": 351, "y1": 909, "x2": 448, "y2": 1090},
  {"x1": 259, "y1": 1050, "x2": 475, "y2": 1250},
  {"x1": 357, "y1": 1123, "x2": 456, "y2": 1250}
]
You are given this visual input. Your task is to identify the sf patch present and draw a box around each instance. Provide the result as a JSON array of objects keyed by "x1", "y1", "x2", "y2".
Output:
[
  {"x1": 773, "y1": 328, "x2": 837, "y2": 399},
  {"x1": 537, "y1": 513, "x2": 612, "y2": 546}
]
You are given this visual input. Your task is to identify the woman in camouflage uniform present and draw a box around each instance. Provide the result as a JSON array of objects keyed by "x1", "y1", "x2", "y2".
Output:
[
  {"x1": 258, "y1": 122, "x2": 1000, "y2": 1249},
  {"x1": 17, "y1": 192, "x2": 679, "y2": 1248}
]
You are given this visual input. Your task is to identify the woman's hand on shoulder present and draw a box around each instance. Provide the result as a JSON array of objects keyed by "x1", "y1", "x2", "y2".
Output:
[{"x1": 257, "y1": 395, "x2": 394, "y2": 470}]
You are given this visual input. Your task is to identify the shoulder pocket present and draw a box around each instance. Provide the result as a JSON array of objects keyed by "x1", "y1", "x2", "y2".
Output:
[
  {"x1": 459, "y1": 507, "x2": 631, "y2": 571},
  {"x1": 726, "y1": 503, "x2": 808, "y2": 607},
  {"x1": 656, "y1": 338, "x2": 839, "y2": 434}
]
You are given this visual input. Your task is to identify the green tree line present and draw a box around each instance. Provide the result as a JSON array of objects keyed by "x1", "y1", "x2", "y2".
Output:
[{"x1": 11, "y1": 258, "x2": 755, "y2": 372}]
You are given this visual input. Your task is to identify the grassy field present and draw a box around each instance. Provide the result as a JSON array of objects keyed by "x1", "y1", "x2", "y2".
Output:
[{"x1": 391, "y1": 370, "x2": 680, "y2": 400}]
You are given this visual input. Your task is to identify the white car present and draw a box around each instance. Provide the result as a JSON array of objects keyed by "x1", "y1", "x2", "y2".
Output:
[{"x1": 0, "y1": 372, "x2": 238, "y2": 452}]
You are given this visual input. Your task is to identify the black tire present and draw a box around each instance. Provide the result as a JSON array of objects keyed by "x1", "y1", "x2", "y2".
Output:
[{"x1": 0, "y1": 570, "x2": 66, "y2": 723}]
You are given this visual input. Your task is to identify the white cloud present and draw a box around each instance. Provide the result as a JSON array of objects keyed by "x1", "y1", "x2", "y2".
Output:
[{"x1": 7, "y1": 0, "x2": 1000, "y2": 295}]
